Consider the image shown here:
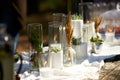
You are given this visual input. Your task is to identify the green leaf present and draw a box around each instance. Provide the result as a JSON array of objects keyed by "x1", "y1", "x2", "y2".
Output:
[
  {"x1": 49, "y1": 47, "x2": 61, "y2": 53},
  {"x1": 72, "y1": 13, "x2": 83, "y2": 20},
  {"x1": 90, "y1": 36, "x2": 103, "y2": 43}
]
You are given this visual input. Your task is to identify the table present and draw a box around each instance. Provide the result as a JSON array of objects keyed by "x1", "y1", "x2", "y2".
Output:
[
  {"x1": 99, "y1": 61, "x2": 120, "y2": 80},
  {"x1": 15, "y1": 39, "x2": 120, "y2": 80}
]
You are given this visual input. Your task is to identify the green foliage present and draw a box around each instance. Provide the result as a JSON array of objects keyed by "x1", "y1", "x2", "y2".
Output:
[
  {"x1": 30, "y1": 53, "x2": 39, "y2": 69},
  {"x1": 29, "y1": 29, "x2": 42, "y2": 53},
  {"x1": 72, "y1": 37, "x2": 81, "y2": 45},
  {"x1": 49, "y1": 46, "x2": 61, "y2": 53},
  {"x1": 72, "y1": 14, "x2": 83, "y2": 20},
  {"x1": 33, "y1": 57, "x2": 39, "y2": 68},
  {"x1": 90, "y1": 35, "x2": 103, "y2": 43}
]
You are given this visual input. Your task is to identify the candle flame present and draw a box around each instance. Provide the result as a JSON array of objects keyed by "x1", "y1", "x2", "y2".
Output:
[
  {"x1": 43, "y1": 61, "x2": 47, "y2": 67},
  {"x1": 54, "y1": 34, "x2": 57, "y2": 42},
  {"x1": 86, "y1": 20, "x2": 90, "y2": 24},
  {"x1": 108, "y1": 28, "x2": 113, "y2": 32}
]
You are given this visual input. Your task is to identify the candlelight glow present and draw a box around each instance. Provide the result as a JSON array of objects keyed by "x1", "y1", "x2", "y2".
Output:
[
  {"x1": 108, "y1": 28, "x2": 112, "y2": 32},
  {"x1": 108, "y1": 28, "x2": 113, "y2": 32},
  {"x1": 86, "y1": 20, "x2": 90, "y2": 23},
  {"x1": 53, "y1": 34, "x2": 58, "y2": 42},
  {"x1": 43, "y1": 61, "x2": 47, "y2": 67}
]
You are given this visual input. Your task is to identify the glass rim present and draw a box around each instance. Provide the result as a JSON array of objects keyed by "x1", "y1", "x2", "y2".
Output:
[{"x1": 27, "y1": 23, "x2": 42, "y2": 26}]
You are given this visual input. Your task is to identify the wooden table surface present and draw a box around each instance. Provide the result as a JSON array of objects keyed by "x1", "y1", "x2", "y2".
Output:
[{"x1": 99, "y1": 61, "x2": 120, "y2": 80}]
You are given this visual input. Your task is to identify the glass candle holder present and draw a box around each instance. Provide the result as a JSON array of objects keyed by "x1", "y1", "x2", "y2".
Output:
[
  {"x1": 48, "y1": 21, "x2": 64, "y2": 69},
  {"x1": 105, "y1": 20, "x2": 115, "y2": 42},
  {"x1": 48, "y1": 21, "x2": 61, "y2": 44},
  {"x1": 27, "y1": 23, "x2": 43, "y2": 72}
]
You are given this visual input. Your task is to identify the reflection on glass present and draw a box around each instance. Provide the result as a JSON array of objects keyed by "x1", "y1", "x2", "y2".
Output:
[{"x1": 48, "y1": 20, "x2": 64, "y2": 69}]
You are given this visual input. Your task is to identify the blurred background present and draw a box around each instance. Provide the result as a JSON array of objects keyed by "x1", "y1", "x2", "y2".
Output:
[
  {"x1": 17, "y1": 0, "x2": 68, "y2": 52},
  {"x1": 17, "y1": 0, "x2": 120, "y2": 52}
]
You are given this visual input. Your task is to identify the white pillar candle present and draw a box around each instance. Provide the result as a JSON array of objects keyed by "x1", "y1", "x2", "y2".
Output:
[
  {"x1": 73, "y1": 42, "x2": 88, "y2": 63},
  {"x1": 71, "y1": 20, "x2": 83, "y2": 41},
  {"x1": 105, "y1": 32, "x2": 115, "y2": 42},
  {"x1": 48, "y1": 43, "x2": 63, "y2": 69},
  {"x1": 50, "y1": 50, "x2": 63, "y2": 68}
]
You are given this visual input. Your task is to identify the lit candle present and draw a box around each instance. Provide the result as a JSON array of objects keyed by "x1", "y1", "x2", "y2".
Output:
[{"x1": 105, "y1": 32, "x2": 115, "y2": 42}]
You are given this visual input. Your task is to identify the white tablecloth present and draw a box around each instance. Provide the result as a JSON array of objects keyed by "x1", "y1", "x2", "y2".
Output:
[{"x1": 15, "y1": 41, "x2": 120, "y2": 80}]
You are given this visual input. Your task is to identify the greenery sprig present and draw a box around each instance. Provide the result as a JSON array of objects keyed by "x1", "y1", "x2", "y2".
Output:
[
  {"x1": 29, "y1": 29, "x2": 42, "y2": 53},
  {"x1": 49, "y1": 46, "x2": 61, "y2": 53},
  {"x1": 90, "y1": 35, "x2": 103, "y2": 43},
  {"x1": 72, "y1": 37, "x2": 81, "y2": 45},
  {"x1": 72, "y1": 13, "x2": 83, "y2": 20}
]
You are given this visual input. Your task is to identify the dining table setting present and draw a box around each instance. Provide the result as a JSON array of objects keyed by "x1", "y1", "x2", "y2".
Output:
[
  {"x1": 14, "y1": 8, "x2": 120, "y2": 79},
  {"x1": 14, "y1": 34, "x2": 120, "y2": 80}
]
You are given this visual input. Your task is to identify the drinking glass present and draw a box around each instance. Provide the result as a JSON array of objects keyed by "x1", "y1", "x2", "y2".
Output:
[{"x1": 105, "y1": 20, "x2": 115, "y2": 42}]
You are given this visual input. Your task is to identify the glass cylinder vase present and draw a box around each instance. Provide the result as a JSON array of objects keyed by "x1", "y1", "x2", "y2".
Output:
[
  {"x1": 48, "y1": 21, "x2": 64, "y2": 69},
  {"x1": 63, "y1": 13, "x2": 76, "y2": 67},
  {"x1": 27, "y1": 23, "x2": 43, "y2": 72}
]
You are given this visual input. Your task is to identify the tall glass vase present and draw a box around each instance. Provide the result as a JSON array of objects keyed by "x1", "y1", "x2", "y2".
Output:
[
  {"x1": 63, "y1": 12, "x2": 76, "y2": 67},
  {"x1": 27, "y1": 23, "x2": 43, "y2": 72},
  {"x1": 48, "y1": 21, "x2": 64, "y2": 69}
]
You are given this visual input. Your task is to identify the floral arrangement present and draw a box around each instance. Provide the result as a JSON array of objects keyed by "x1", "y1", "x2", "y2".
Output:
[
  {"x1": 65, "y1": 12, "x2": 74, "y2": 58},
  {"x1": 90, "y1": 13, "x2": 104, "y2": 43}
]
